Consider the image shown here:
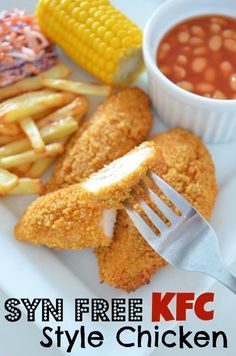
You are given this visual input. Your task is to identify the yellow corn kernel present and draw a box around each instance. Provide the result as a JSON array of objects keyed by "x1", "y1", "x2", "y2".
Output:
[{"x1": 36, "y1": 0, "x2": 144, "y2": 86}]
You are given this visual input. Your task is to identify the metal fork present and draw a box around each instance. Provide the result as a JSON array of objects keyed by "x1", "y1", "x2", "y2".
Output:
[{"x1": 124, "y1": 171, "x2": 236, "y2": 294}]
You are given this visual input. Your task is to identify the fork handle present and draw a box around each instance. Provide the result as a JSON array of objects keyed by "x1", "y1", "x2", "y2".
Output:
[{"x1": 209, "y1": 263, "x2": 236, "y2": 294}]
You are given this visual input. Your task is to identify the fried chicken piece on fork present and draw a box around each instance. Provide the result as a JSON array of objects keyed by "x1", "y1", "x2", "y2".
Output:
[
  {"x1": 96, "y1": 129, "x2": 218, "y2": 292},
  {"x1": 15, "y1": 142, "x2": 165, "y2": 249}
]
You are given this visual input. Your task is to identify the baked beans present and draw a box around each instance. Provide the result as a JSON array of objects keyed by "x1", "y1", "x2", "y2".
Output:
[{"x1": 157, "y1": 15, "x2": 236, "y2": 99}]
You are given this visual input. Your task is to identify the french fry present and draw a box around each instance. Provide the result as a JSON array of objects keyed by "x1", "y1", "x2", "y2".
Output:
[
  {"x1": 0, "y1": 139, "x2": 29, "y2": 158},
  {"x1": 0, "y1": 143, "x2": 64, "y2": 169},
  {"x1": 37, "y1": 97, "x2": 89, "y2": 128},
  {"x1": 0, "y1": 62, "x2": 90, "y2": 195},
  {"x1": 0, "y1": 135, "x2": 18, "y2": 146},
  {"x1": 8, "y1": 178, "x2": 43, "y2": 195},
  {"x1": 40, "y1": 118, "x2": 78, "y2": 142},
  {"x1": 19, "y1": 117, "x2": 45, "y2": 153},
  {"x1": 0, "y1": 118, "x2": 78, "y2": 158},
  {"x1": 43, "y1": 78, "x2": 112, "y2": 97},
  {"x1": 28, "y1": 157, "x2": 55, "y2": 178},
  {"x1": 10, "y1": 163, "x2": 32, "y2": 177},
  {"x1": 0, "y1": 64, "x2": 71, "y2": 102},
  {"x1": 0, "y1": 122, "x2": 21, "y2": 136},
  {"x1": 0, "y1": 168, "x2": 19, "y2": 195},
  {"x1": 32, "y1": 107, "x2": 57, "y2": 121},
  {"x1": 0, "y1": 90, "x2": 75, "y2": 123}
]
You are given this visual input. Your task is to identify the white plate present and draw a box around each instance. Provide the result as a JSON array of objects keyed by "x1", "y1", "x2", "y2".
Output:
[{"x1": 1, "y1": 1, "x2": 236, "y2": 355}]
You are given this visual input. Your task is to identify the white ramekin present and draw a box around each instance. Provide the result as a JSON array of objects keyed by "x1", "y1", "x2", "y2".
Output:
[{"x1": 143, "y1": 0, "x2": 236, "y2": 143}]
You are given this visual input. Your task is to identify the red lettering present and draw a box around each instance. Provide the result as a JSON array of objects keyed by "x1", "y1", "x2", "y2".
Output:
[
  {"x1": 152, "y1": 292, "x2": 215, "y2": 322},
  {"x1": 195, "y1": 293, "x2": 214, "y2": 320},
  {"x1": 176, "y1": 293, "x2": 194, "y2": 320},
  {"x1": 152, "y1": 292, "x2": 175, "y2": 322}
]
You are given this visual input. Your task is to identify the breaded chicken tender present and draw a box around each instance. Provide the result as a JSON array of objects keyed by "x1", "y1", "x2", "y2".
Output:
[
  {"x1": 96, "y1": 129, "x2": 218, "y2": 292},
  {"x1": 15, "y1": 142, "x2": 164, "y2": 249},
  {"x1": 46, "y1": 88, "x2": 153, "y2": 193}
]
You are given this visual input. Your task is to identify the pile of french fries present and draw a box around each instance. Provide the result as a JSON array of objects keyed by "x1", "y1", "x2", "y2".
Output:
[{"x1": 0, "y1": 63, "x2": 112, "y2": 196}]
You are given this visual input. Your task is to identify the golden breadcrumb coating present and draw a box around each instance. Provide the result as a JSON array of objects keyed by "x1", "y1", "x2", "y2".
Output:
[
  {"x1": 46, "y1": 88, "x2": 153, "y2": 193},
  {"x1": 14, "y1": 184, "x2": 115, "y2": 249},
  {"x1": 82, "y1": 141, "x2": 165, "y2": 208},
  {"x1": 96, "y1": 128, "x2": 218, "y2": 292}
]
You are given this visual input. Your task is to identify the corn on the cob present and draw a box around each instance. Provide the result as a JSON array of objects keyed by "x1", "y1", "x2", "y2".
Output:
[{"x1": 36, "y1": 0, "x2": 144, "y2": 86}]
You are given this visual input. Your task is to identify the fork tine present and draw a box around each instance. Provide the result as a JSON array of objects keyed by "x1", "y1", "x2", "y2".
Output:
[
  {"x1": 139, "y1": 199, "x2": 167, "y2": 233},
  {"x1": 124, "y1": 202, "x2": 162, "y2": 250},
  {"x1": 147, "y1": 187, "x2": 180, "y2": 224},
  {"x1": 149, "y1": 172, "x2": 192, "y2": 215}
]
